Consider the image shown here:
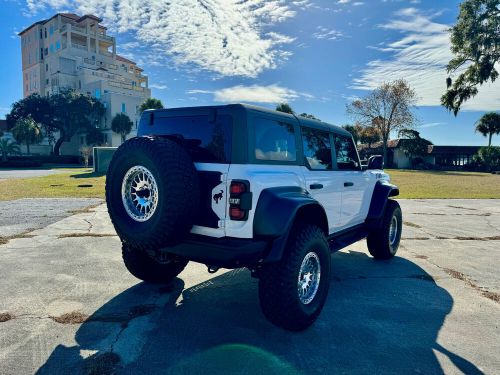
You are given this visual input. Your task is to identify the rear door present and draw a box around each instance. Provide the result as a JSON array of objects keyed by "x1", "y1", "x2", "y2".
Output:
[
  {"x1": 300, "y1": 126, "x2": 343, "y2": 233},
  {"x1": 333, "y1": 134, "x2": 371, "y2": 228}
]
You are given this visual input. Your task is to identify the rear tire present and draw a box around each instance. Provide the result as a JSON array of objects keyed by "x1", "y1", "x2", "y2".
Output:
[
  {"x1": 258, "y1": 224, "x2": 331, "y2": 331},
  {"x1": 122, "y1": 243, "x2": 188, "y2": 284},
  {"x1": 367, "y1": 200, "x2": 402, "y2": 260}
]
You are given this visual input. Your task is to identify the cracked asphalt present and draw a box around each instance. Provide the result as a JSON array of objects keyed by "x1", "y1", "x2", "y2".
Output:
[{"x1": 0, "y1": 199, "x2": 499, "y2": 374}]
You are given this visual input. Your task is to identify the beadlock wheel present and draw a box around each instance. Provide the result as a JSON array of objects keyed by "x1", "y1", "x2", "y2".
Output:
[
  {"x1": 298, "y1": 252, "x2": 321, "y2": 305},
  {"x1": 121, "y1": 165, "x2": 159, "y2": 222}
]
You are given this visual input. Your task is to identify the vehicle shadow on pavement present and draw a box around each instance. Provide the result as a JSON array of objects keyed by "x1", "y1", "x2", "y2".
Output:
[{"x1": 36, "y1": 250, "x2": 483, "y2": 375}]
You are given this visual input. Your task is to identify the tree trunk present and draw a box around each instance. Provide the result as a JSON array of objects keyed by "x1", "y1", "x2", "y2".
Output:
[
  {"x1": 53, "y1": 136, "x2": 65, "y2": 156},
  {"x1": 489, "y1": 133, "x2": 492, "y2": 147},
  {"x1": 26, "y1": 142, "x2": 30, "y2": 155},
  {"x1": 382, "y1": 136, "x2": 389, "y2": 167}
]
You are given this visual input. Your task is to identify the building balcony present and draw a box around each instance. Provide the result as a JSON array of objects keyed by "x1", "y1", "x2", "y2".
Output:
[
  {"x1": 60, "y1": 24, "x2": 114, "y2": 43},
  {"x1": 72, "y1": 43, "x2": 87, "y2": 51}
]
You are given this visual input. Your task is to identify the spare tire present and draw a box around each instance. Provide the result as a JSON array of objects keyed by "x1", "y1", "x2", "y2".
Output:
[{"x1": 106, "y1": 137, "x2": 199, "y2": 249}]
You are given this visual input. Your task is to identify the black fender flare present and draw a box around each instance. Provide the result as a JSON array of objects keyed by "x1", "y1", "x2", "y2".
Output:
[
  {"x1": 253, "y1": 186, "x2": 328, "y2": 263},
  {"x1": 365, "y1": 180, "x2": 399, "y2": 226}
]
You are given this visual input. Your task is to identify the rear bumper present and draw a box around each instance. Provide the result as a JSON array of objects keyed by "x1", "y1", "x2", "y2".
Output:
[{"x1": 165, "y1": 234, "x2": 270, "y2": 268}]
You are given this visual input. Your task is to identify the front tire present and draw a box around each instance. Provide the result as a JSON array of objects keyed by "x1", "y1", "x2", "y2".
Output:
[
  {"x1": 258, "y1": 224, "x2": 331, "y2": 331},
  {"x1": 122, "y1": 243, "x2": 188, "y2": 283},
  {"x1": 367, "y1": 200, "x2": 402, "y2": 260}
]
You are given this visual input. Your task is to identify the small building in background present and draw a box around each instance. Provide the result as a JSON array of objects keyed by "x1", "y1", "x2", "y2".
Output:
[
  {"x1": 358, "y1": 140, "x2": 480, "y2": 169},
  {"x1": 18, "y1": 13, "x2": 151, "y2": 155}
]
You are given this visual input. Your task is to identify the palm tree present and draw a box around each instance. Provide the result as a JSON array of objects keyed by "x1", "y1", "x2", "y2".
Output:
[
  {"x1": 11, "y1": 117, "x2": 42, "y2": 155},
  {"x1": 139, "y1": 98, "x2": 164, "y2": 114},
  {"x1": 0, "y1": 139, "x2": 21, "y2": 161},
  {"x1": 111, "y1": 113, "x2": 133, "y2": 143},
  {"x1": 475, "y1": 112, "x2": 500, "y2": 146}
]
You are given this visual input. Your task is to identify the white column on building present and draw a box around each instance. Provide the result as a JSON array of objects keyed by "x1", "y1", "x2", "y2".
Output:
[
  {"x1": 67, "y1": 24, "x2": 72, "y2": 48},
  {"x1": 112, "y1": 37, "x2": 116, "y2": 58}
]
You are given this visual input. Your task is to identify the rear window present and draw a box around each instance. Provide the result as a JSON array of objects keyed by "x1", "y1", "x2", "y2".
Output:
[
  {"x1": 254, "y1": 118, "x2": 296, "y2": 162},
  {"x1": 150, "y1": 115, "x2": 232, "y2": 163}
]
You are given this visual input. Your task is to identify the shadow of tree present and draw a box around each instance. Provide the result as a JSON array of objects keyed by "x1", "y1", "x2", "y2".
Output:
[
  {"x1": 70, "y1": 172, "x2": 106, "y2": 179},
  {"x1": 36, "y1": 250, "x2": 484, "y2": 375}
]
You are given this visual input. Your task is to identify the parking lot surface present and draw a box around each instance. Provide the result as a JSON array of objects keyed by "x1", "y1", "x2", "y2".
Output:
[{"x1": 0, "y1": 199, "x2": 499, "y2": 374}]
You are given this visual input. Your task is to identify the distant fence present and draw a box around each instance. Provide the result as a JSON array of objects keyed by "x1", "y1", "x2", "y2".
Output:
[{"x1": 93, "y1": 147, "x2": 117, "y2": 174}]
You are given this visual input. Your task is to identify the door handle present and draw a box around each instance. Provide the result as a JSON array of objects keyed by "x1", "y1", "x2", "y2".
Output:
[
  {"x1": 344, "y1": 182, "x2": 354, "y2": 187},
  {"x1": 310, "y1": 183, "x2": 323, "y2": 190}
]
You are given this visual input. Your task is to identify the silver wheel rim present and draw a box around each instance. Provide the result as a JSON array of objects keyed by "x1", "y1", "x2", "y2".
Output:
[
  {"x1": 121, "y1": 165, "x2": 159, "y2": 222},
  {"x1": 298, "y1": 252, "x2": 321, "y2": 305},
  {"x1": 389, "y1": 215, "x2": 398, "y2": 246}
]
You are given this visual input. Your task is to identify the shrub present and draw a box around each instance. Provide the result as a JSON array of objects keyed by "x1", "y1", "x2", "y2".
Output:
[{"x1": 473, "y1": 146, "x2": 500, "y2": 172}]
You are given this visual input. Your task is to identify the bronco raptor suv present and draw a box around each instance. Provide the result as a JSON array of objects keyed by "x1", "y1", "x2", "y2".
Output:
[{"x1": 105, "y1": 104, "x2": 401, "y2": 331}]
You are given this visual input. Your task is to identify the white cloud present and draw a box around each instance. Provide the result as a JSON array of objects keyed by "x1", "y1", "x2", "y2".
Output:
[
  {"x1": 188, "y1": 84, "x2": 312, "y2": 104},
  {"x1": 421, "y1": 122, "x2": 445, "y2": 128},
  {"x1": 25, "y1": 0, "x2": 296, "y2": 78},
  {"x1": 149, "y1": 84, "x2": 167, "y2": 90},
  {"x1": 313, "y1": 26, "x2": 344, "y2": 41},
  {"x1": 351, "y1": 8, "x2": 500, "y2": 111}
]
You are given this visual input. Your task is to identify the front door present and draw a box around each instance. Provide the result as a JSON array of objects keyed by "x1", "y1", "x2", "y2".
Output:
[{"x1": 333, "y1": 134, "x2": 370, "y2": 228}]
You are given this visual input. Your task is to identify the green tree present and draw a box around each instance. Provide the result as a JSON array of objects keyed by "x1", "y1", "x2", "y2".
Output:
[
  {"x1": 112, "y1": 113, "x2": 133, "y2": 143},
  {"x1": 276, "y1": 103, "x2": 294, "y2": 114},
  {"x1": 343, "y1": 124, "x2": 363, "y2": 145},
  {"x1": 475, "y1": 112, "x2": 500, "y2": 146},
  {"x1": 50, "y1": 89, "x2": 105, "y2": 155},
  {"x1": 0, "y1": 139, "x2": 20, "y2": 162},
  {"x1": 299, "y1": 113, "x2": 320, "y2": 120},
  {"x1": 139, "y1": 98, "x2": 164, "y2": 113},
  {"x1": 86, "y1": 126, "x2": 105, "y2": 146},
  {"x1": 11, "y1": 117, "x2": 43, "y2": 155},
  {"x1": 398, "y1": 129, "x2": 433, "y2": 165},
  {"x1": 347, "y1": 79, "x2": 418, "y2": 165},
  {"x1": 442, "y1": 0, "x2": 500, "y2": 115},
  {"x1": 473, "y1": 146, "x2": 500, "y2": 171},
  {"x1": 359, "y1": 126, "x2": 381, "y2": 147},
  {"x1": 6, "y1": 94, "x2": 53, "y2": 130}
]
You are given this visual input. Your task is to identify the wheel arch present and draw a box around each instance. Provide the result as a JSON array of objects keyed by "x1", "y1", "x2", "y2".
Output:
[
  {"x1": 365, "y1": 180, "x2": 400, "y2": 226},
  {"x1": 253, "y1": 186, "x2": 329, "y2": 263}
]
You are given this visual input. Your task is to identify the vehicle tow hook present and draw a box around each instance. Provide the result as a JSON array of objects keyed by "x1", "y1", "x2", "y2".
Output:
[{"x1": 207, "y1": 266, "x2": 219, "y2": 274}]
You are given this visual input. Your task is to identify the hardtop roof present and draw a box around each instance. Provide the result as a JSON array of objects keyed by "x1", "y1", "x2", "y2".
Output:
[{"x1": 146, "y1": 103, "x2": 351, "y2": 137}]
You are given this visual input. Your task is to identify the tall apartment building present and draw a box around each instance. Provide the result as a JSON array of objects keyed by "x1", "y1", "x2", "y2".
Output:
[{"x1": 19, "y1": 13, "x2": 151, "y2": 154}]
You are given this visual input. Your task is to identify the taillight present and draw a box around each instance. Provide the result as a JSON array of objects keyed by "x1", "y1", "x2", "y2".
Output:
[{"x1": 229, "y1": 180, "x2": 252, "y2": 221}]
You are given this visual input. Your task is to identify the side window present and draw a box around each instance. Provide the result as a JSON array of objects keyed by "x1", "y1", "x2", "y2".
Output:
[
  {"x1": 334, "y1": 135, "x2": 360, "y2": 170},
  {"x1": 301, "y1": 127, "x2": 332, "y2": 170},
  {"x1": 254, "y1": 118, "x2": 296, "y2": 162}
]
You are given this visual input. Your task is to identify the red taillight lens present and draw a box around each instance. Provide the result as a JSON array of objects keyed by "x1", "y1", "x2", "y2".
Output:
[
  {"x1": 230, "y1": 207, "x2": 245, "y2": 220},
  {"x1": 230, "y1": 182, "x2": 246, "y2": 195}
]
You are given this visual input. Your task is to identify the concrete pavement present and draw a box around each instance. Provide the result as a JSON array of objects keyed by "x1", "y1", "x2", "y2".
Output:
[{"x1": 0, "y1": 199, "x2": 499, "y2": 374}]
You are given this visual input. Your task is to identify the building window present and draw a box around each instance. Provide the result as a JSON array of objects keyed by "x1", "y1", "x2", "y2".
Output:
[
  {"x1": 78, "y1": 80, "x2": 81, "y2": 89},
  {"x1": 94, "y1": 89, "x2": 101, "y2": 99},
  {"x1": 40, "y1": 29, "x2": 42, "y2": 39},
  {"x1": 45, "y1": 64, "x2": 48, "y2": 72},
  {"x1": 50, "y1": 44, "x2": 54, "y2": 53},
  {"x1": 56, "y1": 40, "x2": 60, "y2": 50},
  {"x1": 44, "y1": 48, "x2": 48, "y2": 56},
  {"x1": 44, "y1": 28, "x2": 47, "y2": 38},
  {"x1": 49, "y1": 26, "x2": 53, "y2": 36},
  {"x1": 121, "y1": 103, "x2": 126, "y2": 113},
  {"x1": 40, "y1": 48, "x2": 44, "y2": 60},
  {"x1": 46, "y1": 79, "x2": 49, "y2": 85}
]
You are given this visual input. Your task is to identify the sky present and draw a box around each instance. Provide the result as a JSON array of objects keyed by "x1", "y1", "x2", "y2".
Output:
[{"x1": 0, "y1": 0, "x2": 499, "y2": 146}]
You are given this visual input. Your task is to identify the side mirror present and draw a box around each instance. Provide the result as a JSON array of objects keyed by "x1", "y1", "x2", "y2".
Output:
[{"x1": 367, "y1": 155, "x2": 384, "y2": 170}]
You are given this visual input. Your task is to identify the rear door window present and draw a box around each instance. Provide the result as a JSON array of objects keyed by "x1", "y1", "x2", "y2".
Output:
[
  {"x1": 301, "y1": 127, "x2": 333, "y2": 170},
  {"x1": 254, "y1": 118, "x2": 296, "y2": 162}
]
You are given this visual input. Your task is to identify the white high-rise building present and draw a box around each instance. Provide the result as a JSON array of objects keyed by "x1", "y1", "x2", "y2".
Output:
[{"x1": 19, "y1": 13, "x2": 151, "y2": 154}]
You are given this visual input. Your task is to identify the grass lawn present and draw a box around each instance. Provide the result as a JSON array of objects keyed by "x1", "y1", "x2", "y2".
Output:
[
  {"x1": 387, "y1": 169, "x2": 500, "y2": 199},
  {"x1": 0, "y1": 167, "x2": 499, "y2": 201},
  {"x1": 0, "y1": 168, "x2": 105, "y2": 201}
]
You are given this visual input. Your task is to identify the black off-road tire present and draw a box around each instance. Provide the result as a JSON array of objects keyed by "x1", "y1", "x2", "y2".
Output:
[
  {"x1": 367, "y1": 199, "x2": 402, "y2": 260},
  {"x1": 106, "y1": 137, "x2": 199, "y2": 250},
  {"x1": 258, "y1": 224, "x2": 331, "y2": 331},
  {"x1": 122, "y1": 243, "x2": 188, "y2": 283}
]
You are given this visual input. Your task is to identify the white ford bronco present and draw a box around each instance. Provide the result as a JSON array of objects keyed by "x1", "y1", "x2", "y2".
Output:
[{"x1": 106, "y1": 104, "x2": 402, "y2": 331}]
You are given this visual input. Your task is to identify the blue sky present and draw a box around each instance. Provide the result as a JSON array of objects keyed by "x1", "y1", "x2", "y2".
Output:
[{"x1": 1, "y1": 0, "x2": 499, "y2": 146}]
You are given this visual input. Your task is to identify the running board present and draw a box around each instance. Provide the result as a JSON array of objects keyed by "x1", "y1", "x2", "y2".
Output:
[{"x1": 328, "y1": 225, "x2": 368, "y2": 253}]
